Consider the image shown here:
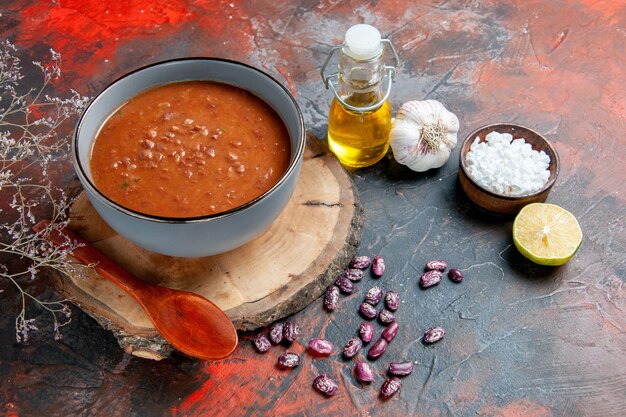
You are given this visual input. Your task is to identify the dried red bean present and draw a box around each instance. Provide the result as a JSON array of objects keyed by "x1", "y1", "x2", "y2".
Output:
[
  {"x1": 425, "y1": 260, "x2": 448, "y2": 271},
  {"x1": 359, "y1": 302, "x2": 377, "y2": 320},
  {"x1": 365, "y1": 286, "x2": 383, "y2": 305},
  {"x1": 381, "y1": 321, "x2": 399, "y2": 342},
  {"x1": 385, "y1": 291, "x2": 400, "y2": 311},
  {"x1": 342, "y1": 337, "x2": 362, "y2": 358},
  {"x1": 423, "y1": 326, "x2": 445, "y2": 344},
  {"x1": 350, "y1": 255, "x2": 371, "y2": 269},
  {"x1": 308, "y1": 338, "x2": 334, "y2": 356},
  {"x1": 380, "y1": 377, "x2": 402, "y2": 399},
  {"x1": 378, "y1": 309, "x2": 395, "y2": 325},
  {"x1": 277, "y1": 352, "x2": 301, "y2": 368},
  {"x1": 448, "y1": 268, "x2": 464, "y2": 283},
  {"x1": 388, "y1": 361, "x2": 414, "y2": 376},
  {"x1": 269, "y1": 322, "x2": 283, "y2": 344},
  {"x1": 371, "y1": 256, "x2": 385, "y2": 277},
  {"x1": 253, "y1": 333, "x2": 271, "y2": 353},
  {"x1": 344, "y1": 268, "x2": 364, "y2": 282},
  {"x1": 359, "y1": 322, "x2": 374, "y2": 343},
  {"x1": 335, "y1": 276, "x2": 354, "y2": 294},
  {"x1": 313, "y1": 374, "x2": 338, "y2": 396},
  {"x1": 324, "y1": 285, "x2": 340, "y2": 311},
  {"x1": 283, "y1": 321, "x2": 299, "y2": 343},
  {"x1": 367, "y1": 338, "x2": 388, "y2": 359},
  {"x1": 419, "y1": 270, "x2": 442, "y2": 288},
  {"x1": 355, "y1": 362, "x2": 375, "y2": 383}
]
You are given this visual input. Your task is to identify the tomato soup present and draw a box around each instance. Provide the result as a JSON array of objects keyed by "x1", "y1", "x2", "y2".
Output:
[{"x1": 90, "y1": 81, "x2": 291, "y2": 218}]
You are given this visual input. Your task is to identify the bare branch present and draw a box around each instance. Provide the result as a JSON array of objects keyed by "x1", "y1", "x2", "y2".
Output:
[{"x1": 0, "y1": 40, "x2": 90, "y2": 342}]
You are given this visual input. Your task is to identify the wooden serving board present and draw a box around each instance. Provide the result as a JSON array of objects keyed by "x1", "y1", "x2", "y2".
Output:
[{"x1": 51, "y1": 134, "x2": 362, "y2": 360}]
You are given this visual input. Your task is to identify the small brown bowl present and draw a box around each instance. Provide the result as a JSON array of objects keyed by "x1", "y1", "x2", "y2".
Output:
[{"x1": 458, "y1": 123, "x2": 560, "y2": 215}]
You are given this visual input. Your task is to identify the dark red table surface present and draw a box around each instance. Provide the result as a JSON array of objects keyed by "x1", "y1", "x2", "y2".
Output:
[{"x1": 1, "y1": 1, "x2": 625, "y2": 416}]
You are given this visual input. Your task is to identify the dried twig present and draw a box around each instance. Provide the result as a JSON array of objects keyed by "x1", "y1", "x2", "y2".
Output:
[{"x1": 0, "y1": 40, "x2": 90, "y2": 342}]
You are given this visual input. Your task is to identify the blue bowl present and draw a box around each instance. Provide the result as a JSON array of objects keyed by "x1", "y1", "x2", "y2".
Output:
[{"x1": 73, "y1": 58, "x2": 305, "y2": 257}]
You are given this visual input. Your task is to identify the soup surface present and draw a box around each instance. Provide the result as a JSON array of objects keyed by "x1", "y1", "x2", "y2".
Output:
[{"x1": 90, "y1": 81, "x2": 291, "y2": 218}]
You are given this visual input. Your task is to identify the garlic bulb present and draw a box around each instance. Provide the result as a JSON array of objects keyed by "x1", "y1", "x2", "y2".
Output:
[{"x1": 390, "y1": 100, "x2": 459, "y2": 172}]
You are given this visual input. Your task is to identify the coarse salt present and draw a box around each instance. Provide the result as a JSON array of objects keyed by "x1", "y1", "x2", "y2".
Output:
[{"x1": 465, "y1": 131, "x2": 551, "y2": 196}]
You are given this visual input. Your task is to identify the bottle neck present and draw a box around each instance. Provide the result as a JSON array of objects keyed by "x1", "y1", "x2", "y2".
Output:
[{"x1": 338, "y1": 50, "x2": 386, "y2": 102}]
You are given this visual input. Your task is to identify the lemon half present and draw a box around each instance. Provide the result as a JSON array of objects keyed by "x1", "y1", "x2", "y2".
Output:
[{"x1": 513, "y1": 203, "x2": 583, "y2": 266}]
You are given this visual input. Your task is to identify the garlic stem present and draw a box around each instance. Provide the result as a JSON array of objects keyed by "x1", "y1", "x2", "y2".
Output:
[{"x1": 420, "y1": 122, "x2": 446, "y2": 153}]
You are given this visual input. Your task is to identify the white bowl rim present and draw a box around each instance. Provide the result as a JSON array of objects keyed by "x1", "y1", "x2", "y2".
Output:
[{"x1": 73, "y1": 57, "x2": 305, "y2": 224}]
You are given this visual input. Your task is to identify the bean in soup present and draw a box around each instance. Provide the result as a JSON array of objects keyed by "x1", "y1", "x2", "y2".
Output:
[{"x1": 90, "y1": 81, "x2": 291, "y2": 218}]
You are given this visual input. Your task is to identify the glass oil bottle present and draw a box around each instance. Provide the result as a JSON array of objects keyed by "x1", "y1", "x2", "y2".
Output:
[{"x1": 321, "y1": 24, "x2": 399, "y2": 168}]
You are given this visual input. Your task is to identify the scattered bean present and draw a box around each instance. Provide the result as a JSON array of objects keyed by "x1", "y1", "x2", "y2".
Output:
[
  {"x1": 385, "y1": 291, "x2": 399, "y2": 311},
  {"x1": 448, "y1": 268, "x2": 464, "y2": 283},
  {"x1": 264, "y1": 254, "x2": 455, "y2": 401},
  {"x1": 350, "y1": 256, "x2": 371, "y2": 270},
  {"x1": 365, "y1": 286, "x2": 383, "y2": 305},
  {"x1": 381, "y1": 321, "x2": 399, "y2": 342},
  {"x1": 342, "y1": 337, "x2": 362, "y2": 358},
  {"x1": 378, "y1": 309, "x2": 395, "y2": 325},
  {"x1": 423, "y1": 326, "x2": 445, "y2": 344},
  {"x1": 371, "y1": 256, "x2": 385, "y2": 277},
  {"x1": 324, "y1": 285, "x2": 340, "y2": 311},
  {"x1": 277, "y1": 352, "x2": 301, "y2": 368},
  {"x1": 359, "y1": 322, "x2": 375, "y2": 343},
  {"x1": 425, "y1": 260, "x2": 448, "y2": 271},
  {"x1": 269, "y1": 322, "x2": 283, "y2": 344},
  {"x1": 313, "y1": 374, "x2": 338, "y2": 396},
  {"x1": 254, "y1": 333, "x2": 271, "y2": 353},
  {"x1": 308, "y1": 338, "x2": 334, "y2": 356},
  {"x1": 388, "y1": 361, "x2": 414, "y2": 376},
  {"x1": 420, "y1": 270, "x2": 442, "y2": 288},
  {"x1": 335, "y1": 276, "x2": 354, "y2": 294},
  {"x1": 367, "y1": 338, "x2": 388, "y2": 359},
  {"x1": 355, "y1": 362, "x2": 375, "y2": 383},
  {"x1": 380, "y1": 377, "x2": 402, "y2": 399},
  {"x1": 343, "y1": 268, "x2": 364, "y2": 282},
  {"x1": 359, "y1": 303, "x2": 377, "y2": 320},
  {"x1": 283, "y1": 321, "x2": 299, "y2": 343}
]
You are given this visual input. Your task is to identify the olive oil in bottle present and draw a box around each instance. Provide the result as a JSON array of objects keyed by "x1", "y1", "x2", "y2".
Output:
[
  {"x1": 328, "y1": 96, "x2": 392, "y2": 168},
  {"x1": 322, "y1": 24, "x2": 399, "y2": 168}
]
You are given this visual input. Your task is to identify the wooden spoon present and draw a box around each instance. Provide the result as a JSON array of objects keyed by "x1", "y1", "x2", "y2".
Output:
[{"x1": 33, "y1": 220, "x2": 238, "y2": 360}]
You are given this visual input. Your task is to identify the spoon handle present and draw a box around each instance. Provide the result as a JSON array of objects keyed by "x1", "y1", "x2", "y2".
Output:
[{"x1": 32, "y1": 220, "x2": 150, "y2": 302}]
